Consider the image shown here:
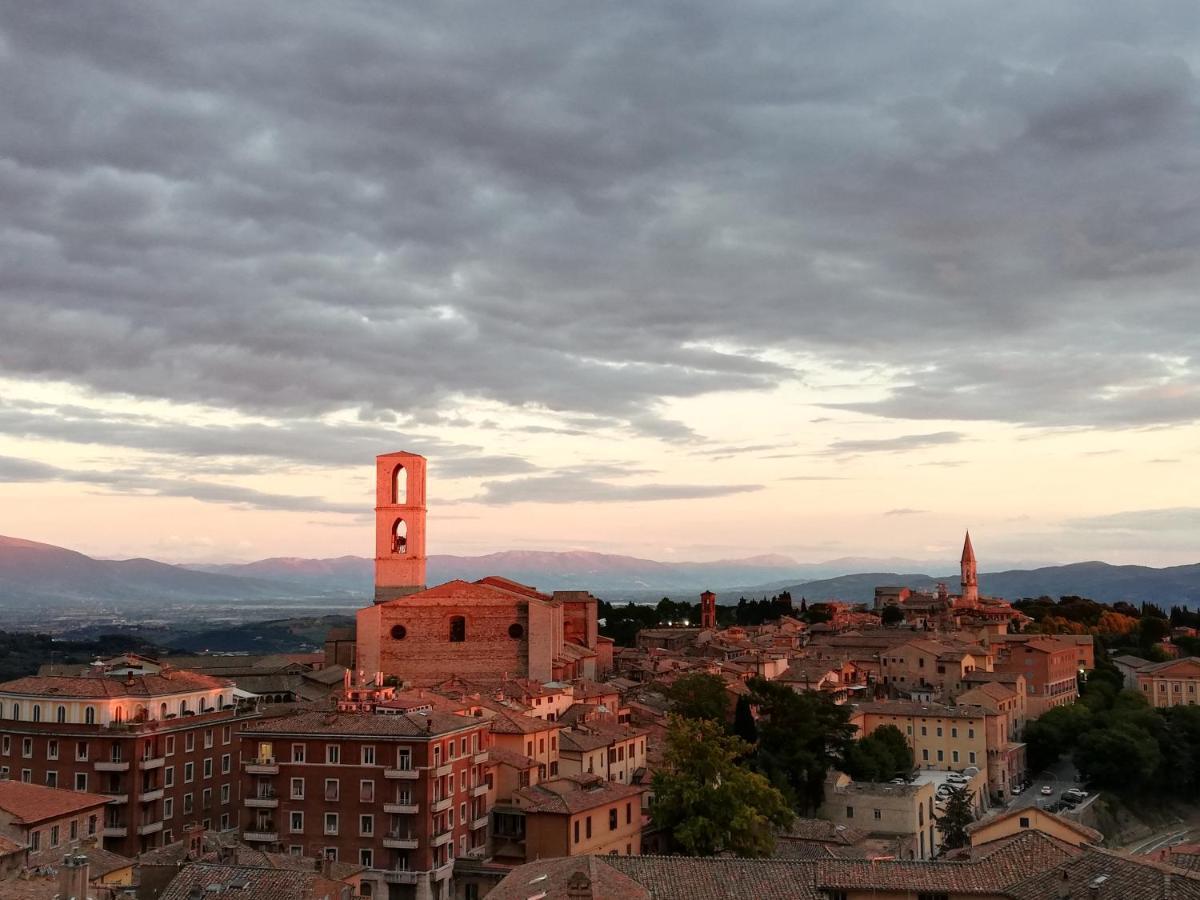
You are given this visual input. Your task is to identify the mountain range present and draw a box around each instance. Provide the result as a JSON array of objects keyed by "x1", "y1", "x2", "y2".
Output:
[{"x1": 2, "y1": 534, "x2": 1199, "y2": 612}]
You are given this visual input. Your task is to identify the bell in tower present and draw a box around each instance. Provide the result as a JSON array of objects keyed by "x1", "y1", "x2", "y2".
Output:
[{"x1": 373, "y1": 451, "x2": 428, "y2": 603}]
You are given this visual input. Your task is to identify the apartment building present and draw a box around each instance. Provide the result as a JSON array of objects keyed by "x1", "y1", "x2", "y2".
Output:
[
  {"x1": 500, "y1": 774, "x2": 644, "y2": 861},
  {"x1": 0, "y1": 780, "x2": 110, "y2": 866},
  {"x1": 821, "y1": 772, "x2": 939, "y2": 860},
  {"x1": 854, "y1": 701, "x2": 990, "y2": 773},
  {"x1": 487, "y1": 709, "x2": 563, "y2": 781},
  {"x1": 1135, "y1": 657, "x2": 1200, "y2": 707},
  {"x1": 993, "y1": 638, "x2": 1078, "y2": 716},
  {"x1": 238, "y1": 708, "x2": 492, "y2": 900},
  {"x1": 557, "y1": 724, "x2": 648, "y2": 785},
  {"x1": 0, "y1": 665, "x2": 249, "y2": 856},
  {"x1": 878, "y1": 639, "x2": 992, "y2": 701}
]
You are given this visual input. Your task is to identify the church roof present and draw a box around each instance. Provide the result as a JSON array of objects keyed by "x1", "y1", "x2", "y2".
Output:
[{"x1": 962, "y1": 530, "x2": 976, "y2": 563}]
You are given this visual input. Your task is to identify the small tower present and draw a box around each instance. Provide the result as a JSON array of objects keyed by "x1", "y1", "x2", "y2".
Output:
[
  {"x1": 960, "y1": 530, "x2": 979, "y2": 608},
  {"x1": 700, "y1": 590, "x2": 717, "y2": 630},
  {"x1": 374, "y1": 451, "x2": 428, "y2": 604}
]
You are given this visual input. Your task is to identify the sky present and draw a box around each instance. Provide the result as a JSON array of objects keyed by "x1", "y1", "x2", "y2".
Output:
[{"x1": 1, "y1": 2, "x2": 1199, "y2": 567}]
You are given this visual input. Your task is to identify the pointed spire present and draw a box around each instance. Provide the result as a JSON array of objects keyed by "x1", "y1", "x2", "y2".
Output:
[{"x1": 961, "y1": 530, "x2": 975, "y2": 563}]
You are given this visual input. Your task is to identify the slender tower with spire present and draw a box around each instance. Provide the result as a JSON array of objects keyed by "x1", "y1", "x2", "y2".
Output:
[{"x1": 960, "y1": 530, "x2": 979, "y2": 608}]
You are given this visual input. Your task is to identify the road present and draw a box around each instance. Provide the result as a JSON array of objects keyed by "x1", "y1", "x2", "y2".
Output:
[
  {"x1": 1125, "y1": 826, "x2": 1200, "y2": 856},
  {"x1": 1008, "y1": 757, "x2": 1081, "y2": 811}
]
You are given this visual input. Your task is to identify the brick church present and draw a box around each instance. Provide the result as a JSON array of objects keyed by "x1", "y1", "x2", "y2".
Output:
[{"x1": 348, "y1": 452, "x2": 612, "y2": 686}]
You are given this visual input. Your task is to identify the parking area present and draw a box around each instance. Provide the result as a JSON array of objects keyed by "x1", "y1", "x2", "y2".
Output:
[{"x1": 1006, "y1": 757, "x2": 1096, "y2": 815}]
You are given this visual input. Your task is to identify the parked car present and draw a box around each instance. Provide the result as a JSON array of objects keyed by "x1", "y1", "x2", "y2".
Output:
[
  {"x1": 1011, "y1": 783, "x2": 1025, "y2": 795},
  {"x1": 946, "y1": 772, "x2": 970, "y2": 784},
  {"x1": 1040, "y1": 785, "x2": 1053, "y2": 795},
  {"x1": 1063, "y1": 788, "x2": 1089, "y2": 802}
]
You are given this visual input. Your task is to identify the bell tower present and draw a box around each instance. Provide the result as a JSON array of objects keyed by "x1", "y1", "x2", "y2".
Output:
[
  {"x1": 960, "y1": 530, "x2": 978, "y2": 608},
  {"x1": 374, "y1": 451, "x2": 428, "y2": 603},
  {"x1": 700, "y1": 590, "x2": 717, "y2": 630}
]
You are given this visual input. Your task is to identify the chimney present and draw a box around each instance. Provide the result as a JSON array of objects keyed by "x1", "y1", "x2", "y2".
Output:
[{"x1": 58, "y1": 852, "x2": 90, "y2": 900}]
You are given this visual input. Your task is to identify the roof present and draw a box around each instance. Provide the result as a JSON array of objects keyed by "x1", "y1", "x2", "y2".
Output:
[
  {"x1": 605, "y1": 857, "x2": 823, "y2": 900},
  {"x1": 487, "y1": 855, "x2": 652, "y2": 900},
  {"x1": 242, "y1": 708, "x2": 482, "y2": 738},
  {"x1": 158, "y1": 863, "x2": 344, "y2": 900},
  {"x1": 487, "y1": 747, "x2": 538, "y2": 769},
  {"x1": 856, "y1": 700, "x2": 991, "y2": 720},
  {"x1": 0, "y1": 781, "x2": 110, "y2": 824},
  {"x1": 1137, "y1": 656, "x2": 1200, "y2": 676},
  {"x1": 782, "y1": 818, "x2": 868, "y2": 845},
  {"x1": 29, "y1": 844, "x2": 134, "y2": 876},
  {"x1": 488, "y1": 708, "x2": 563, "y2": 735},
  {"x1": 1006, "y1": 847, "x2": 1200, "y2": 900},
  {"x1": 0, "y1": 669, "x2": 231, "y2": 698},
  {"x1": 511, "y1": 775, "x2": 644, "y2": 815},
  {"x1": 230, "y1": 846, "x2": 366, "y2": 880},
  {"x1": 0, "y1": 835, "x2": 22, "y2": 857},
  {"x1": 966, "y1": 806, "x2": 1103, "y2": 846}
]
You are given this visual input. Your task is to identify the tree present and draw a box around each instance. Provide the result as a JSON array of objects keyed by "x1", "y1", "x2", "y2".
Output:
[
  {"x1": 880, "y1": 605, "x2": 905, "y2": 627},
  {"x1": 746, "y1": 678, "x2": 855, "y2": 813},
  {"x1": 651, "y1": 716, "x2": 793, "y2": 857},
  {"x1": 1073, "y1": 722, "x2": 1160, "y2": 790},
  {"x1": 842, "y1": 725, "x2": 914, "y2": 782},
  {"x1": 667, "y1": 673, "x2": 730, "y2": 723},
  {"x1": 1021, "y1": 703, "x2": 1093, "y2": 773},
  {"x1": 733, "y1": 694, "x2": 758, "y2": 745},
  {"x1": 935, "y1": 786, "x2": 975, "y2": 851}
]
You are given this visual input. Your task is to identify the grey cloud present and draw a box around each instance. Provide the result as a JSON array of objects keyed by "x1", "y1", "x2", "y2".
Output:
[
  {"x1": 0, "y1": 1, "x2": 1198, "y2": 449},
  {"x1": 823, "y1": 431, "x2": 963, "y2": 456},
  {"x1": 466, "y1": 473, "x2": 762, "y2": 505},
  {"x1": 0, "y1": 454, "x2": 360, "y2": 513}
]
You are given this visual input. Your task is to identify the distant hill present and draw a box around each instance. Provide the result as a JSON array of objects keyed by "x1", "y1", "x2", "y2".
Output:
[
  {"x1": 3, "y1": 534, "x2": 1198, "y2": 610},
  {"x1": 780, "y1": 561, "x2": 1200, "y2": 606}
]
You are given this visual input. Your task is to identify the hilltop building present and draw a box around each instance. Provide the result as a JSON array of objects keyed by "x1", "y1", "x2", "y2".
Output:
[{"x1": 352, "y1": 452, "x2": 612, "y2": 686}]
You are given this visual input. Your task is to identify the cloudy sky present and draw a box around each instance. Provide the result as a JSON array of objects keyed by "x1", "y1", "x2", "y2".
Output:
[{"x1": 2, "y1": 2, "x2": 1199, "y2": 567}]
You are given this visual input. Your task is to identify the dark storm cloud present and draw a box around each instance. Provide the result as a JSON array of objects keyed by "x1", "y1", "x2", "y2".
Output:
[
  {"x1": 467, "y1": 472, "x2": 762, "y2": 505},
  {"x1": 1, "y1": 0, "x2": 1200, "y2": 461},
  {"x1": 0, "y1": 454, "x2": 360, "y2": 513}
]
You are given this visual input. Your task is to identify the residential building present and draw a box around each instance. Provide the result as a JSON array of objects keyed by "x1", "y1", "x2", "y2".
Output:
[
  {"x1": 820, "y1": 772, "x2": 939, "y2": 860},
  {"x1": 499, "y1": 774, "x2": 644, "y2": 861},
  {"x1": 0, "y1": 780, "x2": 109, "y2": 865},
  {"x1": 853, "y1": 701, "x2": 991, "y2": 775},
  {"x1": 965, "y1": 806, "x2": 1101, "y2": 849},
  {"x1": 557, "y1": 723, "x2": 647, "y2": 784},
  {"x1": 992, "y1": 638, "x2": 1079, "y2": 716},
  {"x1": 238, "y1": 708, "x2": 492, "y2": 900},
  {"x1": 0, "y1": 663, "x2": 249, "y2": 856},
  {"x1": 1134, "y1": 656, "x2": 1200, "y2": 707}
]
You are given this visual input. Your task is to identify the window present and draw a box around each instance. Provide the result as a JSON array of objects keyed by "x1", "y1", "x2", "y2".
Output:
[
  {"x1": 397, "y1": 749, "x2": 412, "y2": 771},
  {"x1": 0, "y1": 736, "x2": 7, "y2": 755},
  {"x1": 920, "y1": 726, "x2": 927, "y2": 736},
  {"x1": 291, "y1": 778, "x2": 305, "y2": 799},
  {"x1": 220, "y1": 784, "x2": 230, "y2": 804},
  {"x1": 324, "y1": 813, "x2": 338, "y2": 835},
  {"x1": 85, "y1": 707, "x2": 95, "y2": 725},
  {"x1": 183, "y1": 793, "x2": 194, "y2": 814},
  {"x1": 184, "y1": 762, "x2": 194, "y2": 783},
  {"x1": 449, "y1": 616, "x2": 466, "y2": 642},
  {"x1": 874, "y1": 808, "x2": 882, "y2": 820},
  {"x1": 361, "y1": 746, "x2": 376, "y2": 766},
  {"x1": 326, "y1": 745, "x2": 341, "y2": 765},
  {"x1": 204, "y1": 729, "x2": 214, "y2": 749},
  {"x1": 164, "y1": 797, "x2": 174, "y2": 819},
  {"x1": 936, "y1": 727, "x2": 942, "y2": 737},
  {"x1": 292, "y1": 744, "x2": 306, "y2": 763},
  {"x1": 1019, "y1": 816, "x2": 1030, "y2": 828},
  {"x1": 846, "y1": 806, "x2": 854, "y2": 819},
  {"x1": 203, "y1": 758, "x2": 213, "y2": 778},
  {"x1": 47, "y1": 740, "x2": 59, "y2": 760},
  {"x1": 585, "y1": 816, "x2": 592, "y2": 839},
  {"x1": 45, "y1": 771, "x2": 57, "y2": 788},
  {"x1": 937, "y1": 750, "x2": 944, "y2": 762},
  {"x1": 325, "y1": 778, "x2": 339, "y2": 801},
  {"x1": 291, "y1": 812, "x2": 304, "y2": 833},
  {"x1": 626, "y1": 802, "x2": 632, "y2": 825},
  {"x1": 360, "y1": 848, "x2": 373, "y2": 868},
  {"x1": 202, "y1": 788, "x2": 212, "y2": 809},
  {"x1": 75, "y1": 772, "x2": 87, "y2": 791},
  {"x1": 223, "y1": 726, "x2": 232, "y2": 745},
  {"x1": 22, "y1": 738, "x2": 32, "y2": 758},
  {"x1": 165, "y1": 766, "x2": 175, "y2": 788},
  {"x1": 166, "y1": 736, "x2": 175, "y2": 756},
  {"x1": 75, "y1": 741, "x2": 88, "y2": 761},
  {"x1": 574, "y1": 820, "x2": 580, "y2": 843},
  {"x1": 968, "y1": 728, "x2": 975, "y2": 739},
  {"x1": 31, "y1": 830, "x2": 40, "y2": 851},
  {"x1": 360, "y1": 780, "x2": 375, "y2": 802},
  {"x1": 360, "y1": 814, "x2": 373, "y2": 836},
  {"x1": 609, "y1": 809, "x2": 618, "y2": 830},
  {"x1": 32, "y1": 705, "x2": 40, "y2": 722},
  {"x1": 969, "y1": 752, "x2": 977, "y2": 765},
  {"x1": 185, "y1": 733, "x2": 195, "y2": 752},
  {"x1": 952, "y1": 750, "x2": 959, "y2": 763},
  {"x1": 221, "y1": 753, "x2": 231, "y2": 774},
  {"x1": 56, "y1": 706, "x2": 66, "y2": 723},
  {"x1": 951, "y1": 727, "x2": 957, "y2": 738}
]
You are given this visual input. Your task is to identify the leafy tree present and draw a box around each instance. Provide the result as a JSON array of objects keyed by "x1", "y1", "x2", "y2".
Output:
[
  {"x1": 1022, "y1": 703, "x2": 1093, "y2": 773},
  {"x1": 651, "y1": 716, "x2": 793, "y2": 857},
  {"x1": 880, "y1": 605, "x2": 905, "y2": 627},
  {"x1": 1138, "y1": 616, "x2": 1170, "y2": 652},
  {"x1": 746, "y1": 678, "x2": 855, "y2": 813},
  {"x1": 935, "y1": 786, "x2": 975, "y2": 851},
  {"x1": 842, "y1": 725, "x2": 914, "y2": 782},
  {"x1": 805, "y1": 603, "x2": 834, "y2": 625},
  {"x1": 733, "y1": 694, "x2": 758, "y2": 745},
  {"x1": 667, "y1": 673, "x2": 730, "y2": 723},
  {"x1": 1074, "y1": 722, "x2": 1160, "y2": 790}
]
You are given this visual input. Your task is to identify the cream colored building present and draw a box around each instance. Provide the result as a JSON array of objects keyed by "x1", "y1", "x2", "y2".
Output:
[
  {"x1": 1136, "y1": 657, "x2": 1200, "y2": 708},
  {"x1": 821, "y1": 772, "x2": 939, "y2": 860}
]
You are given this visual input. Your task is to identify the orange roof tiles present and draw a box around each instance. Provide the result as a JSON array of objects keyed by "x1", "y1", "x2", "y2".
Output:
[{"x1": 0, "y1": 781, "x2": 110, "y2": 824}]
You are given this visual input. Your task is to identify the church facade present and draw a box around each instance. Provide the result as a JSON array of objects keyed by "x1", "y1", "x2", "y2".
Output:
[{"x1": 352, "y1": 452, "x2": 611, "y2": 686}]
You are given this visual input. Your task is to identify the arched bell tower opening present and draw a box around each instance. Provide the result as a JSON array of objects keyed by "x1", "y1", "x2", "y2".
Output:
[{"x1": 374, "y1": 452, "x2": 428, "y2": 603}]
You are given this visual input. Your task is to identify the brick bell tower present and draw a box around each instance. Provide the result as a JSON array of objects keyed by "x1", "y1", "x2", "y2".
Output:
[
  {"x1": 700, "y1": 590, "x2": 717, "y2": 630},
  {"x1": 374, "y1": 451, "x2": 428, "y2": 604},
  {"x1": 959, "y1": 530, "x2": 979, "y2": 608}
]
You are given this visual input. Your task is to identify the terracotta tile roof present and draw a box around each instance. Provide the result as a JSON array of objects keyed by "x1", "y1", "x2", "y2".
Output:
[
  {"x1": 488, "y1": 855, "x2": 651, "y2": 900},
  {"x1": 1007, "y1": 847, "x2": 1200, "y2": 900},
  {"x1": 0, "y1": 834, "x2": 22, "y2": 856},
  {"x1": 857, "y1": 700, "x2": 991, "y2": 720},
  {"x1": 488, "y1": 708, "x2": 563, "y2": 735},
  {"x1": 486, "y1": 747, "x2": 538, "y2": 769},
  {"x1": 0, "y1": 781, "x2": 110, "y2": 824},
  {"x1": 29, "y1": 843, "x2": 133, "y2": 876},
  {"x1": 783, "y1": 818, "x2": 868, "y2": 845},
  {"x1": 606, "y1": 857, "x2": 824, "y2": 899},
  {"x1": 158, "y1": 863, "x2": 345, "y2": 900},
  {"x1": 0, "y1": 874, "x2": 61, "y2": 900},
  {"x1": 511, "y1": 775, "x2": 644, "y2": 815},
  {"x1": 0, "y1": 669, "x2": 231, "y2": 698},
  {"x1": 242, "y1": 708, "x2": 482, "y2": 738},
  {"x1": 966, "y1": 807, "x2": 1103, "y2": 846},
  {"x1": 230, "y1": 846, "x2": 365, "y2": 880}
]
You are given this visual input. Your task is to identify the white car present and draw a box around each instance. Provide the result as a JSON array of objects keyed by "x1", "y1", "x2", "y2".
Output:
[
  {"x1": 946, "y1": 773, "x2": 969, "y2": 784},
  {"x1": 1040, "y1": 785, "x2": 1053, "y2": 796}
]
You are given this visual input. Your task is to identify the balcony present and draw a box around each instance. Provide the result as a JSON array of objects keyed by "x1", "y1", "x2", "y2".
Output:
[
  {"x1": 432, "y1": 797, "x2": 453, "y2": 814},
  {"x1": 471, "y1": 783, "x2": 488, "y2": 797},
  {"x1": 375, "y1": 868, "x2": 420, "y2": 885},
  {"x1": 383, "y1": 802, "x2": 419, "y2": 815},
  {"x1": 432, "y1": 859, "x2": 456, "y2": 881},
  {"x1": 246, "y1": 758, "x2": 279, "y2": 775},
  {"x1": 95, "y1": 760, "x2": 130, "y2": 772},
  {"x1": 472, "y1": 815, "x2": 488, "y2": 830},
  {"x1": 382, "y1": 831, "x2": 420, "y2": 850},
  {"x1": 102, "y1": 825, "x2": 127, "y2": 839},
  {"x1": 384, "y1": 767, "x2": 419, "y2": 780},
  {"x1": 243, "y1": 828, "x2": 278, "y2": 842},
  {"x1": 102, "y1": 792, "x2": 128, "y2": 805},
  {"x1": 473, "y1": 751, "x2": 488, "y2": 764},
  {"x1": 435, "y1": 763, "x2": 453, "y2": 777},
  {"x1": 246, "y1": 794, "x2": 278, "y2": 809},
  {"x1": 139, "y1": 756, "x2": 166, "y2": 770},
  {"x1": 431, "y1": 829, "x2": 453, "y2": 848},
  {"x1": 139, "y1": 788, "x2": 164, "y2": 803},
  {"x1": 137, "y1": 821, "x2": 163, "y2": 836}
]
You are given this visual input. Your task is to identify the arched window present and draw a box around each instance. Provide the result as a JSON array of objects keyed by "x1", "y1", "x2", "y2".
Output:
[
  {"x1": 114, "y1": 706, "x2": 123, "y2": 724},
  {"x1": 392, "y1": 519, "x2": 408, "y2": 555},
  {"x1": 85, "y1": 707, "x2": 95, "y2": 725},
  {"x1": 392, "y1": 464, "x2": 407, "y2": 505},
  {"x1": 160, "y1": 703, "x2": 168, "y2": 719},
  {"x1": 179, "y1": 700, "x2": 189, "y2": 716},
  {"x1": 449, "y1": 616, "x2": 466, "y2": 643},
  {"x1": 11, "y1": 703, "x2": 19, "y2": 721},
  {"x1": 217, "y1": 694, "x2": 225, "y2": 710},
  {"x1": 32, "y1": 705, "x2": 41, "y2": 723},
  {"x1": 57, "y1": 705, "x2": 67, "y2": 723}
]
